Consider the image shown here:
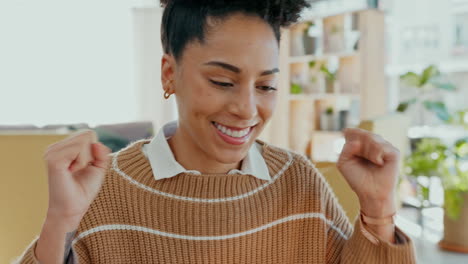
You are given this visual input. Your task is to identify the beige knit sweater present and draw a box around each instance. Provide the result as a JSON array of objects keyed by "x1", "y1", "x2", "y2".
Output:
[{"x1": 18, "y1": 139, "x2": 415, "y2": 263}]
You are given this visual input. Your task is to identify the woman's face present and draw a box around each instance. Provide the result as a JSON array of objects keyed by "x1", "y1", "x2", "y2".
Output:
[{"x1": 162, "y1": 13, "x2": 279, "y2": 166}]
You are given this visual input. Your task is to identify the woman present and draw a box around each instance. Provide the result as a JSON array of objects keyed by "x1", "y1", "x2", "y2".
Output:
[{"x1": 18, "y1": 0, "x2": 415, "y2": 263}]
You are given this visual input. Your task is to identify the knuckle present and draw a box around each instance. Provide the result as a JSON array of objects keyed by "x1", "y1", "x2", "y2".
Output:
[
  {"x1": 43, "y1": 148, "x2": 51, "y2": 157},
  {"x1": 42, "y1": 151, "x2": 51, "y2": 161},
  {"x1": 45, "y1": 154, "x2": 60, "y2": 165},
  {"x1": 43, "y1": 147, "x2": 59, "y2": 161},
  {"x1": 81, "y1": 129, "x2": 97, "y2": 140},
  {"x1": 363, "y1": 132, "x2": 374, "y2": 141},
  {"x1": 68, "y1": 129, "x2": 96, "y2": 142},
  {"x1": 343, "y1": 127, "x2": 354, "y2": 135},
  {"x1": 395, "y1": 147, "x2": 401, "y2": 155},
  {"x1": 44, "y1": 142, "x2": 59, "y2": 154},
  {"x1": 336, "y1": 155, "x2": 346, "y2": 166},
  {"x1": 371, "y1": 133, "x2": 383, "y2": 143},
  {"x1": 336, "y1": 161, "x2": 344, "y2": 170},
  {"x1": 391, "y1": 147, "x2": 401, "y2": 156},
  {"x1": 374, "y1": 140, "x2": 384, "y2": 149}
]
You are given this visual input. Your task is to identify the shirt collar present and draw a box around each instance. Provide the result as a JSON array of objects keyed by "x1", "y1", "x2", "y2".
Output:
[{"x1": 142, "y1": 120, "x2": 271, "y2": 181}]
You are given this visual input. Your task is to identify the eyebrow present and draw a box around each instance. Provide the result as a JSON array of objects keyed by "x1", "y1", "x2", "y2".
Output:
[{"x1": 203, "y1": 61, "x2": 280, "y2": 76}]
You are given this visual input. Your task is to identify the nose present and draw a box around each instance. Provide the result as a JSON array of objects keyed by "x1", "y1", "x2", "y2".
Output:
[{"x1": 228, "y1": 85, "x2": 258, "y2": 121}]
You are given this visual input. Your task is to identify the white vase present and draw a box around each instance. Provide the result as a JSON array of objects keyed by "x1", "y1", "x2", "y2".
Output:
[
  {"x1": 327, "y1": 34, "x2": 344, "y2": 53},
  {"x1": 305, "y1": 72, "x2": 325, "y2": 94},
  {"x1": 291, "y1": 33, "x2": 306, "y2": 57},
  {"x1": 320, "y1": 113, "x2": 338, "y2": 131},
  {"x1": 345, "y1": 31, "x2": 360, "y2": 52}
]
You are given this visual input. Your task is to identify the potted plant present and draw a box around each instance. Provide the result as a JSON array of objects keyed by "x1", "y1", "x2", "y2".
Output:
[
  {"x1": 303, "y1": 21, "x2": 322, "y2": 55},
  {"x1": 320, "y1": 64, "x2": 338, "y2": 94},
  {"x1": 320, "y1": 106, "x2": 337, "y2": 131},
  {"x1": 439, "y1": 138, "x2": 468, "y2": 252},
  {"x1": 405, "y1": 138, "x2": 448, "y2": 208},
  {"x1": 397, "y1": 65, "x2": 456, "y2": 126},
  {"x1": 405, "y1": 137, "x2": 468, "y2": 252},
  {"x1": 305, "y1": 60, "x2": 326, "y2": 94},
  {"x1": 290, "y1": 83, "x2": 303, "y2": 95},
  {"x1": 290, "y1": 23, "x2": 309, "y2": 56},
  {"x1": 327, "y1": 24, "x2": 344, "y2": 53}
]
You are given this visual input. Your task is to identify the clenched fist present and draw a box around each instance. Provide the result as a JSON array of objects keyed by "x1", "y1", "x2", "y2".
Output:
[
  {"x1": 34, "y1": 130, "x2": 112, "y2": 262},
  {"x1": 337, "y1": 128, "x2": 400, "y2": 219},
  {"x1": 43, "y1": 130, "x2": 112, "y2": 223}
]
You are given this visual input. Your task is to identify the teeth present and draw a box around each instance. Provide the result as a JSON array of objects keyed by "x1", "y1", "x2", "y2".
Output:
[{"x1": 214, "y1": 122, "x2": 251, "y2": 138}]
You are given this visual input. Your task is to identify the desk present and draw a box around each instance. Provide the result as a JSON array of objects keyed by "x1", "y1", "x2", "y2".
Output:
[{"x1": 397, "y1": 207, "x2": 468, "y2": 263}]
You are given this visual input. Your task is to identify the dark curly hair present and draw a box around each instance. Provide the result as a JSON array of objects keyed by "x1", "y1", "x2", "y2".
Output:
[{"x1": 160, "y1": 0, "x2": 310, "y2": 61}]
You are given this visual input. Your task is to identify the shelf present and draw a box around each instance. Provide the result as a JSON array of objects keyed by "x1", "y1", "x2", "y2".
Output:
[
  {"x1": 262, "y1": 9, "x2": 385, "y2": 151},
  {"x1": 310, "y1": 130, "x2": 345, "y2": 163},
  {"x1": 300, "y1": 0, "x2": 377, "y2": 21},
  {"x1": 288, "y1": 51, "x2": 358, "y2": 64},
  {"x1": 289, "y1": 93, "x2": 360, "y2": 101},
  {"x1": 313, "y1": 130, "x2": 344, "y2": 136},
  {"x1": 386, "y1": 60, "x2": 468, "y2": 76}
]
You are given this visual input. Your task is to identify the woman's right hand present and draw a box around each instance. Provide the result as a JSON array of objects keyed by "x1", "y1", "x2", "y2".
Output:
[
  {"x1": 44, "y1": 130, "x2": 112, "y2": 225},
  {"x1": 34, "y1": 130, "x2": 112, "y2": 264}
]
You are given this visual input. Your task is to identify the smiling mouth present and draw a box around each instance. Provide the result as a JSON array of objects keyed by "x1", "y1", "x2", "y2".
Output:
[{"x1": 211, "y1": 121, "x2": 255, "y2": 138}]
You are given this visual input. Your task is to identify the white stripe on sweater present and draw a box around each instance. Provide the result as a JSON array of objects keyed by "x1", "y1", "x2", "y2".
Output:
[
  {"x1": 72, "y1": 212, "x2": 348, "y2": 245},
  {"x1": 111, "y1": 144, "x2": 294, "y2": 203}
]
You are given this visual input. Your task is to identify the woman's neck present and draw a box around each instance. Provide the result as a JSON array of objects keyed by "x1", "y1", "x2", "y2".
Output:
[{"x1": 168, "y1": 128, "x2": 242, "y2": 174}]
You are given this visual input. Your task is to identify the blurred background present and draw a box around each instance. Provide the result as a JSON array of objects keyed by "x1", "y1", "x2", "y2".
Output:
[{"x1": 1, "y1": 0, "x2": 468, "y2": 263}]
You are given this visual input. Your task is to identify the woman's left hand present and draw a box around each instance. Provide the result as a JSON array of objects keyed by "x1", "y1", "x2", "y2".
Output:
[{"x1": 337, "y1": 128, "x2": 400, "y2": 218}]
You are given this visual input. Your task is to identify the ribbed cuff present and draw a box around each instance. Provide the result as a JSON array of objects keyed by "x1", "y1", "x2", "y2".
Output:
[
  {"x1": 342, "y1": 219, "x2": 416, "y2": 263},
  {"x1": 13, "y1": 237, "x2": 41, "y2": 264}
]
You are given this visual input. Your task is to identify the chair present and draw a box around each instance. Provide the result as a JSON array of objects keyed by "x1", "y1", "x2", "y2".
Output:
[{"x1": 0, "y1": 134, "x2": 69, "y2": 263}]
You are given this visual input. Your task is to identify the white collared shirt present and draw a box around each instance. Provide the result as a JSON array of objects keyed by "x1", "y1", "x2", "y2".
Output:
[{"x1": 141, "y1": 121, "x2": 271, "y2": 181}]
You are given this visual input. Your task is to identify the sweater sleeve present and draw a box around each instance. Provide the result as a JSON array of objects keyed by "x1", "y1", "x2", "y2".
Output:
[
  {"x1": 310, "y1": 162, "x2": 416, "y2": 264},
  {"x1": 13, "y1": 237, "x2": 41, "y2": 264},
  {"x1": 14, "y1": 232, "x2": 77, "y2": 264},
  {"x1": 339, "y1": 217, "x2": 416, "y2": 263}
]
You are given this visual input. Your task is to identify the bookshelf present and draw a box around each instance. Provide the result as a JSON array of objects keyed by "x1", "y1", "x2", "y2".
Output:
[{"x1": 261, "y1": 5, "x2": 387, "y2": 162}]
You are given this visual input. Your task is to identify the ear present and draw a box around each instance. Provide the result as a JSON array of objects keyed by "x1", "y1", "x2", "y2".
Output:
[{"x1": 161, "y1": 53, "x2": 177, "y2": 92}]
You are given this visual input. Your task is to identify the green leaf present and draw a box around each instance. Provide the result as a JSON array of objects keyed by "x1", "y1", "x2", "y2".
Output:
[
  {"x1": 420, "y1": 65, "x2": 440, "y2": 86},
  {"x1": 290, "y1": 83, "x2": 303, "y2": 94},
  {"x1": 431, "y1": 81, "x2": 457, "y2": 91},
  {"x1": 400, "y1": 72, "x2": 421, "y2": 87},
  {"x1": 396, "y1": 103, "x2": 408, "y2": 112},
  {"x1": 445, "y1": 189, "x2": 464, "y2": 220},
  {"x1": 320, "y1": 65, "x2": 336, "y2": 81},
  {"x1": 455, "y1": 138, "x2": 468, "y2": 158},
  {"x1": 396, "y1": 98, "x2": 417, "y2": 112},
  {"x1": 420, "y1": 185, "x2": 430, "y2": 201},
  {"x1": 309, "y1": 61, "x2": 317, "y2": 69},
  {"x1": 405, "y1": 138, "x2": 447, "y2": 177},
  {"x1": 423, "y1": 101, "x2": 451, "y2": 122}
]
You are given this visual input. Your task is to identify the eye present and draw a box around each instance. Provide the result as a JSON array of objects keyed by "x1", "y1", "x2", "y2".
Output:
[
  {"x1": 210, "y1": 80, "x2": 233, "y2": 87},
  {"x1": 257, "y1": 86, "x2": 277, "y2": 92}
]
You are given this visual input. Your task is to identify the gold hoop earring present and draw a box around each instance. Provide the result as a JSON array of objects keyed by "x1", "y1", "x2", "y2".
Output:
[{"x1": 164, "y1": 79, "x2": 174, "y2": 99}]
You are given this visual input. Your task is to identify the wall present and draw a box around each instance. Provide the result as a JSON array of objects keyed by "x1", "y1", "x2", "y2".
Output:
[{"x1": 0, "y1": 1, "x2": 139, "y2": 127}]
